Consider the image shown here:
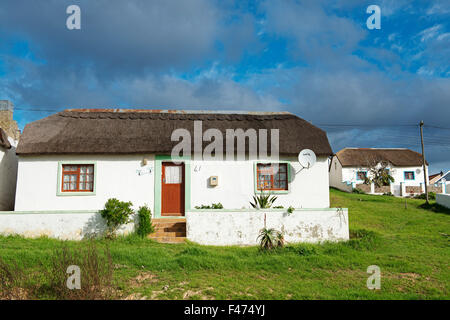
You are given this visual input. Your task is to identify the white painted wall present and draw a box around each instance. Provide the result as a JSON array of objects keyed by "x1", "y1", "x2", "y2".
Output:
[
  {"x1": 0, "y1": 211, "x2": 135, "y2": 240},
  {"x1": 15, "y1": 155, "x2": 155, "y2": 211},
  {"x1": 190, "y1": 156, "x2": 330, "y2": 209},
  {"x1": 0, "y1": 137, "x2": 18, "y2": 210},
  {"x1": 436, "y1": 194, "x2": 450, "y2": 209},
  {"x1": 15, "y1": 154, "x2": 330, "y2": 213},
  {"x1": 186, "y1": 209, "x2": 349, "y2": 245}
]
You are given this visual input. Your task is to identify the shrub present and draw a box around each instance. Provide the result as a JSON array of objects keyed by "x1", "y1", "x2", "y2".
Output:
[
  {"x1": 383, "y1": 192, "x2": 394, "y2": 196},
  {"x1": 287, "y1": 206, "x2": 295, "y2": 214},
  {"x1": 250, "y1": 193, "x2": 278, "y2": 209},
  {"x1": 273, "y1": 206, "x2": 284, "y2": 209},
  {"x1": 0, "y1": 257, "x2": 26, "y2": 299},
  {"x1": 346, "y1": 229, "x2": 380, "y2": 250},
  {"x1": 136, "y1": 205, "x2": 154, "y2": 238},
  {"x1": 285, "y1": 244, "x2": 317, "y2": 256},
  {"x1": 194, "y1": 203, "x2": 224, "y2": 209},
  {"x1": 44, "y1": 242, "x2": 115, "y2": 300},
  {"x1": 352, "y1": 188, "x2": 366, "y2": 194},
  {"x1": 414, "y1": 192, "x2": 436, "y2": 200},
  {"x1": 100, "y1": 198, "x2": 134, "y2": 239},
  {"x1": 257, "y1": 228, "x2": 284, "y2": 250}
]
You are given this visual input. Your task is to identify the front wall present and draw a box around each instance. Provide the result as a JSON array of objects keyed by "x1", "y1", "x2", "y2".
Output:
[
  {"x1": 15, "y1": 155, "x2": 155, "y2": 211},
  {"x1": 0, "y1": 212, "x2": 135, "y2": 240},
  {"x1": 186, "y1": 209, "x2": 349, "y2": 245},
  {"x1": 190, "y1": 156, "x2": 330, "y2": 209},
  {"x1": 15, "y1": 154, "x2": 330, "y2": 212},
  {"x1": 436, "y1": 194, "x2": 450, "y2": 209}
]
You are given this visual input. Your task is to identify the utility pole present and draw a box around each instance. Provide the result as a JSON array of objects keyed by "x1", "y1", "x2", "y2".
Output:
[{"x1": 420, "y1": 121, "x2": 429, "y2": 204}]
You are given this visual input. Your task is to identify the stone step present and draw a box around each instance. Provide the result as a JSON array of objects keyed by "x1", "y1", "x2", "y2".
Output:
[
  {"x1": 148, "y1": 236, "x2": 187, "y2": 244},
  {"x1": 149, "y1": 231, "x2": 186, "y2": 237},
  {"x1": 153, "y1": 218, "x2": 186, "y2": 223}
]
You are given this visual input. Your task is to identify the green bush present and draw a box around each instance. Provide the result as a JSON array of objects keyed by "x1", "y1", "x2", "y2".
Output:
[
  {"x1": 414, "y1": 192, "x2": 436, "y2": 200},
  {"x1": 194, "y1": 203, "x2": 224, "y2": 209},
  {"x1": 100, "y1": 198, "x2": 134, "y2": 239},
  {"x1": 352, "y1": 188, "x2": 366, "y2": 194},
  {"x1": 136, "y1": 205, "x2": 154, "y2": 238}
]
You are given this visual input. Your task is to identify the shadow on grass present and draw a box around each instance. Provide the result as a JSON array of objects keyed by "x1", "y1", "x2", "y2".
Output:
[{"x1": 419, "y1": 202, "x2": 450, "y2": 215}]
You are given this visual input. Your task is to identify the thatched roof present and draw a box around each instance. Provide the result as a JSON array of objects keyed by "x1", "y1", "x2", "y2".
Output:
[
  {"x1": 16, "y1": 109, "x2": 333, "y2": 156},
  {"x1": 0, "y1": 128, "x2": 11, "y2": 149},
  {"x1": 335, "y1": 148, "x2": 427, "y2": 167}
]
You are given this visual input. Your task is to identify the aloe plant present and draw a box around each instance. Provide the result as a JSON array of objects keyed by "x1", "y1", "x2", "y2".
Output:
[
  {"x1": 250, "y1": 193, "x2": 278, "y2": 209},
  {"x1": 257, "y1": 228, "x2": 278, "y2": 250},
  {"x1": 257, "y1": 228, "x2": 284, "y2": 250}
]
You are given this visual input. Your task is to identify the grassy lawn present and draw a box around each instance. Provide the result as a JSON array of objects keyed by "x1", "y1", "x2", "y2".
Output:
[{"x1": 0, "y1": 188, "x2": 449, "y2": 299}]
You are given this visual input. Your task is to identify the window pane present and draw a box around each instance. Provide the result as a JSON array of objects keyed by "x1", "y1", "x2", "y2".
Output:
[{"x1": 165, "y1": 166, "x2": 182, "y2": 184}]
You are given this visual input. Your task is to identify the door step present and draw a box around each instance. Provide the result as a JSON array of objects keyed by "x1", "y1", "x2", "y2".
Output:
[{"x1": 149, "y1": 218, "x2": 187, "y2": 243}]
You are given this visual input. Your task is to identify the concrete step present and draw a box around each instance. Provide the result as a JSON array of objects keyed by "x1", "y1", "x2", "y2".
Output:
[
  {"x1": 148, "y1": 236, "x2": 187, "y2": 244},
  {"x1": 153, "y1": 218, "x2": 186, "y2": 223},
  {"x1": 149, "y1": 231, "x2": 186, "y2": 237},
  {"x1": 154, "y1": 227, "x2": 186, "y2": 231}
]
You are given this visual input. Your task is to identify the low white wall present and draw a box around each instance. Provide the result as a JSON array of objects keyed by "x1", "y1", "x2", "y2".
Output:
[
  {"x1": 436, "y1": 194, "x2": 450, "y2": 209},
  {"x1": 0, "y1": 211, "x2": 135, "y2": 240},
  {"x1": 186, "y1": 208, "x2": 349, "y2": 246}
]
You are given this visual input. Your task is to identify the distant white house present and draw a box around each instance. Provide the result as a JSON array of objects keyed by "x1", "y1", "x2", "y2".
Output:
[
  {"x1": 329, "y1": 148, "x2": 444, "y2": 197},
  {"x1": 432, "y1": 171, "x2": 450, "y2": 193},
  {"x1": 0, "y1": 128, "x2": 18, "y2": 210}
]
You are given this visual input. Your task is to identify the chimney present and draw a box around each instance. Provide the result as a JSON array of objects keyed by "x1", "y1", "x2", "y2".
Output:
[{"x1": 0, "y1": 100, "x2": 20, "y2": 141}]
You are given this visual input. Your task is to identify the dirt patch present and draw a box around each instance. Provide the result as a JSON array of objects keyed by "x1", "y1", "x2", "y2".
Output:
[
  {"x1": 183, "y1": 287, "x2": 214, "y2": 300},
  {"x1": 0, "y1": 287, "x2": 30, "y2": 300},
  {"x1": 123, "y1": 292, "x2": 148, "y2": 300},
  {"x1": 129, "y1": 271, "x2": 159, "y2": 288}
]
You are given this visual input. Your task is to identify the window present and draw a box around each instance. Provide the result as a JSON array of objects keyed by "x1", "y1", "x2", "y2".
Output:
[
  {"x1": 61, "y1": 164, "x2": 94, "y2": 192},
  {"x1": 404, "y1": 171, "x2": 415, "y2": 180},
  {"x1": 257, "y1": 163, "x2": 288, "y2": 191},
  {"x1": 357, "y1": 171, "x2": 367, "y2": 180}
]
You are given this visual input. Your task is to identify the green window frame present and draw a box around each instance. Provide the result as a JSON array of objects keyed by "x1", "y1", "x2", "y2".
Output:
[
  {"x1": 253, "y1": 161, "x2": 291, "y2": 194},
  {"x1": 56, "y1": 161, "x2": 97, "y2": 196}
]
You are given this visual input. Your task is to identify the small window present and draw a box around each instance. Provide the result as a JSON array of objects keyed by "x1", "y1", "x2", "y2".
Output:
[
  {"x1": 257, "y1": 163, "x2": 288, "y2": 191},
  {"x1": 357, "y1": 171, "x2": 367, "y2": 180},
  {"x1": 404, "y1": 171, "x2": 415, "y2": 180},
  {"x1": 62, "y1": 164, "x2": 94, "y2": 192}
]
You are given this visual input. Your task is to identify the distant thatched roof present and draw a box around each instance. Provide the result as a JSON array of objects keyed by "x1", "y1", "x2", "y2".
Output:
[
  {"x1": 16, "y1": 109, "x2": 333, "y2": 156},
  {"x1": 0, "y1": 128, "x2": 11, "y2": 149},
  {"x1": 335, "y1": 148, "x2": 427, "y2": 167}
]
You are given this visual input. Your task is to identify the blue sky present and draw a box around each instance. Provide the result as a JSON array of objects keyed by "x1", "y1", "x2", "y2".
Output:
[{"x1": 0, "y1": 0, "x2": 449, "y2": 173}]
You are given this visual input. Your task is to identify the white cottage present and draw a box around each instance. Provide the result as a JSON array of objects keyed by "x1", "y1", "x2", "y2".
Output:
[
  {"x1": 7, "y1": 109, "x2": 350, "y2": 244},
  {"x1": 329, "y1": 148, "x2": 440, "y2": 197}
]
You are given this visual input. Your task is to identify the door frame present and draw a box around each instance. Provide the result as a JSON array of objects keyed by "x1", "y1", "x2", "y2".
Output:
[{"x1": 154, "y1": 155, "x2": 191, "y2": 218}]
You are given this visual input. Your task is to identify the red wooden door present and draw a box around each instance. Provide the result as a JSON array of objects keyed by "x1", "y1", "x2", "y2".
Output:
[{"x1": 161, "y1": 162, "x2": 185, "y2": 216}]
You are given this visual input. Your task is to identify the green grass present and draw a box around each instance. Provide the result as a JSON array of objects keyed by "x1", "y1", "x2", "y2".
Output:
[{"x1": 1, "y1": 188, "x2": 449, "y2": 299}]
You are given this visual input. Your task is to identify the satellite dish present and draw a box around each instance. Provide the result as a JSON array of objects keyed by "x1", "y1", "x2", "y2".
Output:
[
  {"x1": 298, "y1": 149, "x2": 316, "y2": 169},
  {"x1": 416, "y1": 169, "x2": 421, "y2": 174}
]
